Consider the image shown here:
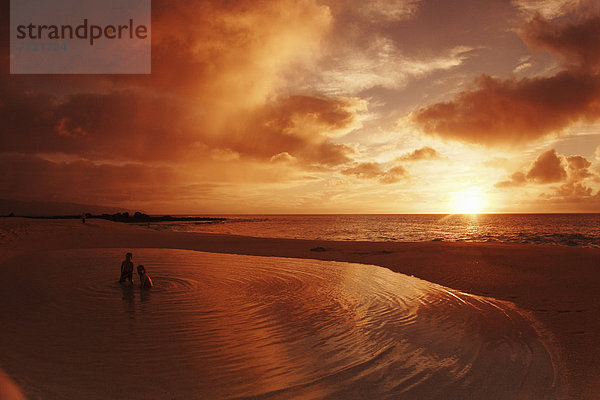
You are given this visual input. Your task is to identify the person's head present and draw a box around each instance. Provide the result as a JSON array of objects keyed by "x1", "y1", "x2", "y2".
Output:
[
  {"x1": 137, "y1": 265, "x2": 146, "y2": 275},
  {"x1": 126, "y1": 252, "x2": 132, "y2": 261}
]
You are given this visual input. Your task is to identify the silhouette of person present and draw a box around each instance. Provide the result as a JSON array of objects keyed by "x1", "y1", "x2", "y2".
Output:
[
  {"x1": 137, "y1": 265, "x2": 153, "y2": 289},
  {"x1": 119, "y1": 252, "x2": 134, "y2": 284}
]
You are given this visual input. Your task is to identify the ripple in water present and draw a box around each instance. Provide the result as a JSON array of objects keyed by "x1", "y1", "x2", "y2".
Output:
[{"x1": 0, "y1": 249, "x2": 556, "y2": 399}]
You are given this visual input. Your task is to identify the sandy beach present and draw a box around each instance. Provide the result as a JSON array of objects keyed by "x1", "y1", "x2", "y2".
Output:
[{"x1": 1, "y1": 217, "x2": 599, "y2": 399}]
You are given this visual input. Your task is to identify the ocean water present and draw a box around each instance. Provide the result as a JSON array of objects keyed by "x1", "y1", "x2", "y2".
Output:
[
  {"x1": 0, "y1": 249, "x2": 556, "y2": 399},
  {"x1": 143, "y1": 214, "x2": 600, "y2": 247}
]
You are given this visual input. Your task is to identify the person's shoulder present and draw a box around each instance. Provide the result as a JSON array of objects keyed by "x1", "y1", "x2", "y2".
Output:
[{"x1": 144, "y1": 275, "x2": 153, "y2": 288}]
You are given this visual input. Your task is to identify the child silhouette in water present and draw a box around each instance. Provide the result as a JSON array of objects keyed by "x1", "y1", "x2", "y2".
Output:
[
  {"x1": 138, "y1": 265, "x2": 153, "y2": 289},
  {"x1": 119, "y1": 252, "x2": 134, "y2": 284}
]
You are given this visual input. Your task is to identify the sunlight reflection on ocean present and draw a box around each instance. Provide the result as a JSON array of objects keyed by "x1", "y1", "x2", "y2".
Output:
[
  {"x1": 0, "y1": 249, "x2": 556, "y2": 399},
  {"x1": 143, "y1": 214, "x2": 600, "y2": 247}
]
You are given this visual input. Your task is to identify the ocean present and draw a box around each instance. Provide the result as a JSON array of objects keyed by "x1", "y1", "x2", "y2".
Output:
[{"x1": 141, "y1": 214, "x2": 600, "y2": 247}]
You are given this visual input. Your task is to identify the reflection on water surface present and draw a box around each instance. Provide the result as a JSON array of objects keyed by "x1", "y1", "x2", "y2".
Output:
[{"x1": 0, "y1": 249, "x2": 556, "y2": 399}]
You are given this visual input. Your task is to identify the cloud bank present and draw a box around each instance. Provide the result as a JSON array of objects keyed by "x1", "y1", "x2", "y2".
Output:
[
  {"x1": 413, "y1": 10, "x2": 600, "y2": 146},
  {"x1": 496, "y1": 148, "x2": 598, "y2": 200},
  {"x1": 342, "y1": 162, "x2": 407, "y2": 184}
]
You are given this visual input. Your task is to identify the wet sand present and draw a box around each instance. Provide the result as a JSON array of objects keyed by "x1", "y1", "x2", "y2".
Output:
[{"x1": 1, "y1": 218, "x2": 599, "y2": 399}]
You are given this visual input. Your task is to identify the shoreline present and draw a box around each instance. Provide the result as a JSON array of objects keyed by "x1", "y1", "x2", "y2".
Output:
[{"x1": 1, "y1": 218, "x2": 599, "y2": 399}]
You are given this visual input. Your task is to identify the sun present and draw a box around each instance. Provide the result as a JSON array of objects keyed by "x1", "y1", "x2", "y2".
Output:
[{"x1": 450, "y1": 188, "x2": 486, "y2": 214}]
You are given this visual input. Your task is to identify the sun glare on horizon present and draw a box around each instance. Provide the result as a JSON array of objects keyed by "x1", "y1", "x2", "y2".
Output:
[{"x1": 450, "y1": 188, "x2": 486, "y2": 214}]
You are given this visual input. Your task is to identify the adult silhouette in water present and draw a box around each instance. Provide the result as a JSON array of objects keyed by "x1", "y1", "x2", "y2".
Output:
[
  {"x1": 119, "y1": 252, "x2": 134, "y2": 284},
  {"x1": 138, "y1": 265, "x2": 153, "y2": 289}
]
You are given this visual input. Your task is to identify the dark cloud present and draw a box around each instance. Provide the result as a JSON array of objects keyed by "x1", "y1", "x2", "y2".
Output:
[
  {"x1": 539, "y1": 182, "x2": 600, "y2": 208},
  {"x1": 342, "y1": 162, "x2": 382, "y2": 179},
  {"x1": 496, "y1": 149, "x2": 597, "y2": 200},
  {"x1": 526, "y1": 148, "x2": 567, "y2": 183},
  {"x1": 0, "y1": 154, "x2": 186, "y2": 205},
  {"x1": 413, "y1": 13, "x2": 600, "y2": 146},
  {"x1": 0, "y1": 88, "x2": 356, "y2": 166},
  {"x1": 0, "y1": 89, "x2": 195, "y2": 161},
  {"x1": 496, "y1": 171, "x2": 527, "y2": 188},
  {"x1": 0, "y1": 0, "x2": 354, "y2": 206},
  {"x1": 520, "y1": 14, "x2": 600, "y2": 71},
  {"x1": 222, "y1": 95, "x2": 357, "y2": 166},
  {"x1": 342, "y1": 162, "x2": 407, "y2": 184},
  {"x1": 379, "y1": 166, "x2": 407, "y2": 184},
  {"x1": 553, "y1": 182, "x2": 594, "y2": 198},
  {"x1": 413, "y1": 72, "x2": 600, "y2": 146},
  {"x1": 566, "y1": 155, "x2": 593, "y2": 180},
  {"x1": 397, "y1": 146, "x2": 441, "y2": 161}
]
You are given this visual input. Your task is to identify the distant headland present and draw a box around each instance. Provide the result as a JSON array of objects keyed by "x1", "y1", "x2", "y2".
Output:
[
  {"x1": 0, "y1": 198, "x2": 225, "y2": 224},
  {"x1": 3, "y1": 211, "x2": 226, "y2": 224}
]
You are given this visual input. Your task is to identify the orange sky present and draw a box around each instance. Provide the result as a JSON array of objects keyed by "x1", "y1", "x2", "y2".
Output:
[{"x1": 2, "y1": 0, "x2": 600, "y2": 213}]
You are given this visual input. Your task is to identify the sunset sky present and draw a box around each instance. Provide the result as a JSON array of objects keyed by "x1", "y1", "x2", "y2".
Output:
[{"x1": 2, "y1": 0, "x2": 600, "y2": 213}]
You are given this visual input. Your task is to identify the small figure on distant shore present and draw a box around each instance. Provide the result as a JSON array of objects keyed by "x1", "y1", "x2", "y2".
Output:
[
  {"x1": 137, "y1": 265, "x2": 153, "y2": 289},
  {"x1": 81, "y1": 213, "x2": 86, "y2": 224},
  {"x1": 119, "y1": 252, "x2": 134, "y2": 284}
]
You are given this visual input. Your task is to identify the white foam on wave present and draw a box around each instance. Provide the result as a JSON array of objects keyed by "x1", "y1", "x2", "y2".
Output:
[{"x1": 0, "y1": 249, "x2": 557, "y2": 399}]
